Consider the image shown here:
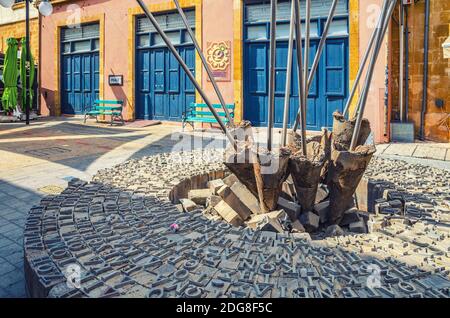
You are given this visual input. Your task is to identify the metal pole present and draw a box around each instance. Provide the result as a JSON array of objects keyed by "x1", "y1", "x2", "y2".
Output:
[
  {"x1": 342, "y1": 0, "x2": 389, "y2": 118},
  {"x1": 303, "y1": 0, "x2": 311, "y2": 126},
  {"x1": 293, "y1": 0, "x2": 338, "y2": 131},
  {"x1": 350, "y1": 0, "x2": 396, "y2": 151},
  {"x1": 135, "y1": 0, "x2": 237, "y2": 149},
  {"x1": 293, "y1": 0, "x2": 307, "y2": 156},
  {"x1": 172, "y1": 0, "x2": 234, "y2": 127},
  {"x1": 267, "y1": 0, "x2": 277, "y2": 152},
  {"x1": 399, "y1": 2, "x2": 404, "y2": 122},
  {"x1": 281, "y1": 0, "x2": 296, "y2": 147},
  {"x1": 25, "y1": 0, "x2": 30, "y2": 125},
  {"x1": 420, "y1": 0, "x2": 430, "y2": 140}
]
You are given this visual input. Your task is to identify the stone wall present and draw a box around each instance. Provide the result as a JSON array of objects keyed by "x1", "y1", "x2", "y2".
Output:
[
  {"x1": 0, "y1": 18, "x2": 40, "y2": 61},
  {"x1": 390, "y1": 1, "x2": 450, "y2": 142}
]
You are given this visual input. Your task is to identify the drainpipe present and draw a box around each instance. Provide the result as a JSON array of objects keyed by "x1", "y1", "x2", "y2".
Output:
[
  {"x1": 404, "y1": 4, "x2": 409, "y2": 121},
  {"x1": 420, "y1": 0, "x2": 430, "y2": 140},
  {"x1": 399, "y1": 2, "x2": 404, "y2": 122}
]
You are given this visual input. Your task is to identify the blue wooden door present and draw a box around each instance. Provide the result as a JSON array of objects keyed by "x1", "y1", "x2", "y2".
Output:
[
  {"x1": 61, "y1": 24, "x2": 100, "y2": 115},
  {"x1": 136, "y1": 47, "x2": 195, "y2": 120},
  {"x1": 243, "y1": 0, "x2": 349, "y2": 130},
  {"x1": 135, "y1": 12, "x2": 196, "y2": 121}
]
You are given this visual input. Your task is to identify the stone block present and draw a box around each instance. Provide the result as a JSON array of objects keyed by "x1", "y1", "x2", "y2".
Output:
[
  {"x1": 299, "y1": 212, "x2": 320, "y2": 232},
  {"x1": 188, "y1": 189, "x2": 213, "y2": 206},
  {"x1": 349, "y1": 220, "x2": 367, "y2": 234},
  {"x1": 281, "y1": 178, "x2": 296, "y2": 201},
  {"x1": 206, "y1": 195, "x2": 222, "y2": 208},
  {"x1": 388, "y1": 199, "x2": 404, "y2": 209},
  {"x1": 277, "y1": 196, "x2": 301, "y2": 220},
  {"x1": 291, "y1": 220, "x2": 305, "y2": 233},
  {"x1": 214, "y1": 201, "x2": 243, "y2": 227},
  {"x1": 217, "y1": 183, "x2": 259, "y2": 220},
  {"x1": 246, "y1": 210, "x2": 287, "y2": 231},
  {"x1": 179, "y1": 199, "x2": 197, "y2": 212},
  {"x1": 325, "y1": 225, "x2": 345, "y2": 237},
  {"x1": 315, "y1": 184, "x2": 329, "y2": 204},
  {"x1": 340, "y1": 208, "x2": 362, "y2": 227},
  {"x1": 375, "y1": 202, "x2": 390, "y2": 215},
  {"x1": 223, "y1": 174, "x2": 239, "y2": 187},
  {"x1": 208, "y1": 179, "x2": 225, "y2": 195},
  {"x1": 314, "y1": 200, "x2": 329, "y2": 224}
]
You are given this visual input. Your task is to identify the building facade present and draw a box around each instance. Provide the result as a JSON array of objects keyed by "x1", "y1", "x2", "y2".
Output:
[
  {"x1": 389, "y1": 0, "x2": 449, "y2": 143},
  {"x1": 0, "y1": 1, "x2": 39, "y2": 60},
  {"x1": 38, "y1": 0, "x2": 390, "y2": 143}
]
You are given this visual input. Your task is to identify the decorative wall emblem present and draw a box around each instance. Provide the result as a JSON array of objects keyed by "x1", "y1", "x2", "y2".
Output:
[{"x1": 206, "y1": 41, "x2": 231, "y2": 82}]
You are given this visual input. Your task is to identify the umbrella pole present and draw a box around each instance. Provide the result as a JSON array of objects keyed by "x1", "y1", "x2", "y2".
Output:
[
  {"x1": 281, "y1": 0, "x2": 295, "y2": 147},
  {"x1": 135, "y1": 0, "x2": 237, "y2": 150},
  {"x1": 25, "y1": 0, "x2": 30, "y2": 125},
  {"x1": 172, "y1": 0, "x2": 234, "y2": 127}
]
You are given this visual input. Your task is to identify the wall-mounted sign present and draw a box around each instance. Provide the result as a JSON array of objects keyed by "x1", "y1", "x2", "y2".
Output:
[
  {"x1": 109, "y1": 75, "x2": 123, "y2": 86},
  {"x1": 206, "y1": 41, "x2": 231, "y2": 82}
]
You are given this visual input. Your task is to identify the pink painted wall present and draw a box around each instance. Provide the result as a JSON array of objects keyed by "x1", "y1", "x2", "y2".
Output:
[
  {"x1": 358, "y1": 0, "x2": 389, "y2": 143},
  {"x1": 201, "y1": 0, "x2": 235, "y2": 105},
  {"x1": 39, "y1": 0, "x2": 236, "y2": 120}
]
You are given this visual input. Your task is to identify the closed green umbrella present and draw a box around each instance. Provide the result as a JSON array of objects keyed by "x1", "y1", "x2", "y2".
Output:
[
  {"x1": 1, "y1": 38, "x2": 19, "y2": 113},
  {"x1": 20, "y1": 37, "x2": 35, "y2": 110}
]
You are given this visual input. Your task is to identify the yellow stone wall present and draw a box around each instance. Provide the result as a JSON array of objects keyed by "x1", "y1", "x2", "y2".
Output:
[
  {"x1": 0, "y1": 18, "x2": 39, "y2": 60},
  {"x1": 390, "y1": 1, "x2": 450, "y2": 142}
]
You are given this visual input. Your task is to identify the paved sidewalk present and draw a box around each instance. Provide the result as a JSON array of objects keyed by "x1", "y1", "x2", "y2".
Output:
[
  {"x1": 0, "y1": 117, "x2": 215, "y2": 298},
  {"x1": 376, "y1": 142, "x2": 450, "y2": 171}
]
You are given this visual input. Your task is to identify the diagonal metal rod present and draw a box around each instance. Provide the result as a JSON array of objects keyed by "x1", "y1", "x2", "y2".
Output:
[
  {"x1": 303, "y1": 0, "x2": 311, "y2": 130},
  {"x1": 267, "y1": 0, "x2": 277, "y2": 152},
  {"x1": 281, "y1": 0, "x2": 296, "y2": 147},
  {"x1": 135, "y1": 0, "x2": 237, "y2": 149},
  {"x1": 351, "y1": 0, "x2": 394, "y2": 120},
  {"x1": 293, "y1": 0, "x2": 307, "y2": 156},
  {"x1": 342, "y1": 0, "x2": 389, "y2": 118},
  {"x1": 172, "y1": 0, "x2": 234, "y2": 127},
  {"x1": 350, "y1": 0, "x2": 396, "y2": 151},
  {"x1": 293, "y1": 0, "x2": 338, "y2": 131}
]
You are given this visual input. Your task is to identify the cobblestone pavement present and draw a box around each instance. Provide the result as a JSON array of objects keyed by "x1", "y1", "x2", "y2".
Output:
[
  {"x1": 0, "y1": 118, "x2": 209, "y2": 298},
  {"x1": 23, "y1": 150, "x2": 450, "y2": 298}
]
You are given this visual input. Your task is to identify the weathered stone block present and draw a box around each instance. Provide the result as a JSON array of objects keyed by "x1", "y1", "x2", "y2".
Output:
[
  {"x1": 340, "y1": 208, "x2": 362, "y2": 227},
  {"x1": 223, "y1": 174, "x2": 239, "y2": 187},
  {"x1": 349, "y1": 220, "x2": 367, "y2": 234},
  {"x1": 325, "y1": 224, "x2": 345, "y2": 237},
  {"x1": 314, "y1": 200, "x2": 330, "y2": 224},
  {"x1": 277, "y1": 196, "x2": 301, "y2": 220},
  {"x1": 206, "y1": 195, "x2": 222, "y2": 208},
  {"x1": 214, "y1": 201, "x2": 243, "y2": 227},
  {"x1": 315, "y1": 184, "x2": 329, "y2": 204},
  {"x1": 217, "y1": 183, "x2": 258, "y2": 221},
  {"x1": 188, "y1": 189, "x2": 213, "y2": 206},
  {"x1": 299, "y1": 212, "x2": 320, "y2": 232},
  {"x1": 179, "y1": 199, "x2": 197, "y2": 212},
  {"x1": 291, "y1": 220, "x2": 305, "y2": 233},
  {"x1": 208, "y1": 179, "x2": 225, "y2": 195}
]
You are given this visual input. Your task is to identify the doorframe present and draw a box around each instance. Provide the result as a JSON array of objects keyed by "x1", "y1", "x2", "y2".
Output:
[
  {"x1": 235, "y1": 0, "x2": 360, "y2": 125},
  {"x1": 128, "y1": 0, "x2": 202, "y2": 121},
  {"x1": 55, "y1": 14, "x2": 105, "y2": 116}
]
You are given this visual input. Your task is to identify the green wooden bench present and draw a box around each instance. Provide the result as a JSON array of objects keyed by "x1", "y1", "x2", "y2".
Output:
[
  {"x1": 84, "y1": 100, "x2": 125, "y2": 126},
  {"x1": 182, "y1": 103, "x2": 235, "y2": 131}
]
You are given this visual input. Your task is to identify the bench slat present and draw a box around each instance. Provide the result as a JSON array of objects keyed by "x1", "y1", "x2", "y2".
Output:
[
  {"x1": 94, "y1": 100, "x2": 124, "y2": 105},
  {"x1": 190, "y1": 103, "x2": 235, "y2": 110}
]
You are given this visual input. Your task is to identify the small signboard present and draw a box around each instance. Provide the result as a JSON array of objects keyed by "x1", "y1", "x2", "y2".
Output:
[{"x1": 109, "y1": 75, "x2": 123, "y2": 86}]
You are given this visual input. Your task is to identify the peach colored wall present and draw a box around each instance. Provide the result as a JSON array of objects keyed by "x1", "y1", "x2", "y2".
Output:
[
  {"x1": 201, "y1": 0, "x2": 235, "y2": 105},
  {"x1": 357, "y1": 0, "x2": 389, "y2": 143},
  {"x1": 39, "y1": 0, "x2": 235, "y2": 120}
]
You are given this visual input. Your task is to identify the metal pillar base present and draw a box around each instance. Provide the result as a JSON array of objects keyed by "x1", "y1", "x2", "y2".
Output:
[
  {"x1": 327, "y1": 143, "x2": 376, "y2": 225},
  {"x1": 289, "y1": 138, "x2": 326, "y2": 213},
  {"x1": 253, "y1": 148, "x2": 291, "y2": 213},
  {"x1": 333, "y1": 112, "x2": 371, "y2": 150}
]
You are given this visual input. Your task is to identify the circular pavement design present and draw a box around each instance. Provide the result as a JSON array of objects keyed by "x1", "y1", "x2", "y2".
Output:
[{"x1": 24, "y1": 149, "x2": 450, "y2": 298}]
